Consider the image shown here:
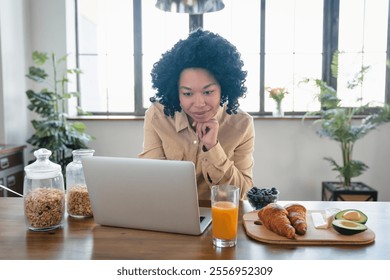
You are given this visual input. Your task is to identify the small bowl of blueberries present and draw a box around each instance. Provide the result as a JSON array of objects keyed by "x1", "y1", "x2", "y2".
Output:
[{"x1": 246, "y1": 186, "x2": 279, "y2": 210}]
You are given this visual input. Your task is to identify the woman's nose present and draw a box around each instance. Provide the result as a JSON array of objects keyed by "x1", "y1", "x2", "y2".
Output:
[{"x1": 194, "y1": 93, "x2": 205, "y2": 107}]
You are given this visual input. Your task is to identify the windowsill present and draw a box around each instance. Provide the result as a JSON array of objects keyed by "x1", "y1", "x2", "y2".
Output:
[
  {"x1": 67, "y1": 115, "x2": 146, "y2": 121},
  {"x1": 67, "y1": 113, "x2": 370, "y2": 122},
  {"x1": 67, "y1": 114, "x2": 321, "y2": 121}
]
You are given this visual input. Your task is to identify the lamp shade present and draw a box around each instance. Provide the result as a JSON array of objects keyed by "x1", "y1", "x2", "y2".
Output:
[{"x1": 155, "y1": 0, "x2": 225, "y2": 15}]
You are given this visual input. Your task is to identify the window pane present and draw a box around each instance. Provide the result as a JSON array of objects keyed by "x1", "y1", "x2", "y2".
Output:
[
  {"x1": 293, "y1": 54, "x2": 323, "y2": 111},
  {"x1": 362, "y1": 53, "x2": 387, "y2": 104},
  {"x1": 78, "y1": 0, "x2": 99, "y2": 54},
  {"x1": 204, "y1": 0, "x2": 261, "y2": 112},
  {"x1": 339, "y1": 0, "x2": 365, "y2": 52},
  {"x1": 338, "y1": 0, "x2": 389, "y2": 107},
  {"x1": 142, "y1": 1, "x2": 188, "y2": 107},
  {"x1": 338, "y1": 53, "x2": 387, "y2": 106},
  {"x1": 106, "y1": 54, "x2": 134, "y2": 112},
  {"x1": 264, "y1": 53, "x2": 322, "y2": 112},
  {"x1": 79, "y1": 54, "x2": 134, "y2": 112},
  {"x1": 294, "y1": 0, "x2": 323, "y2": 53},
  {"x1": 265, "y1": 54, "x2": 294, "y2": 112},
  {"x1": 79, "y1": 55, "x2": 101, "y2": 112},
  {"x1": 265, "y1": 0, "x2": 323, "y2": 112},
  {"x1": 77, "y1": 0, "x2": 134, "y2": 113}
]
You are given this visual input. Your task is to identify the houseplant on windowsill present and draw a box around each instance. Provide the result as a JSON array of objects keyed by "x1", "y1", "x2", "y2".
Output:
[
  {"x1": 303, "y1": 53, "x2": 390, "y2": 195},
  {"x1": 25, "y1": 51, "x2": 94, "y2": 175}
]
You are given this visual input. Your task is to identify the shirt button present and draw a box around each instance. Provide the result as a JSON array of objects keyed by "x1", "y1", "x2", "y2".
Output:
[{"x1": 193, "y1": 140, "x2": 198, "y2": 145}]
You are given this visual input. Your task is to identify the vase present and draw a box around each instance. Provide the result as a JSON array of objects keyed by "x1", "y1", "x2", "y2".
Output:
[{"x1": 272, "y1": 101, "x2": 284, "y2": 117}]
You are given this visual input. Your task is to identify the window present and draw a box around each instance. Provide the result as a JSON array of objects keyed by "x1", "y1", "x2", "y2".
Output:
[
  {"x1": 70, "y1": 0, "x2": 390, "y2": 116},
  {"x1": 74, "y1": 0, "x2": 135, "y2": 114},
  {"x1": 338, "y1": 0, "x2": 389, "y2": 107}
]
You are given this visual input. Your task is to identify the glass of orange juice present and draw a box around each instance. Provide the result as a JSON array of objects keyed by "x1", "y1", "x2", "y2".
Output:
[{"x1": 211, "y1": 185, "x2": 240, "y2": 247}]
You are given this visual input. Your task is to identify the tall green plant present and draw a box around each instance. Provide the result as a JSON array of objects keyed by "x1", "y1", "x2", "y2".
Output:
[
  {"x1": 303, "y1": 52, "x2": 390, "y2": 187},
  {"x1": 26, "y1": 51, "x2": 94, "y2": 172}
]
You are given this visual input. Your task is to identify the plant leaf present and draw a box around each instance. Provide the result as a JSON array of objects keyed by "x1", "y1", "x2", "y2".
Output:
[
  {"x1": 26, "y1": 66, "x2": 48, "y2": 83},
  {"x1": 330, "y1": 50, "x2": 339, "y2": 78},
  {"x1": 32, "y1": 51, "x2": 49, "y2": 65},
  {"x1": 26, "y1": 89, "x2": 56, "y2": 117}
]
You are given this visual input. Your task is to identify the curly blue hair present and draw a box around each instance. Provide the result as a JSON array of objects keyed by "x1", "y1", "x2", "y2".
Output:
[{"x1": 150, "y1": 29, "x2": 247, "y2": 117}]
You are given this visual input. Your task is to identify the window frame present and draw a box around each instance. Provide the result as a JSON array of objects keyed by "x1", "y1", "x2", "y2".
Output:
[{"x1": 73, "y1": 0, "x2": 390, "y2": 117}]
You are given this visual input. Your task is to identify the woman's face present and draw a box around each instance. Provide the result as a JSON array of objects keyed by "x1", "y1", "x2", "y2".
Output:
[{"x1": 178, "y1": 68, "x2": 221, "y2": 123}]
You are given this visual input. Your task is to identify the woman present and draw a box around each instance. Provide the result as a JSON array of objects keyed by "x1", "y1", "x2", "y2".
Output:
[{"x1": 139, "y1": 29, "x2": 254, "y2": 200}]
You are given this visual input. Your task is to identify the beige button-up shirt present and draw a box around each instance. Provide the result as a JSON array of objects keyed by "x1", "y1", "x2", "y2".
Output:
[{"x1": 139, "y1": 103, "x2": 255, "y2": 200}]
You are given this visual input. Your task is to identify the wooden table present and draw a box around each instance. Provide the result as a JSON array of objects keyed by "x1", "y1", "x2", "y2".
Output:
[{"x1": 0, "y1": 198, "x2": 389, "y2": 260}]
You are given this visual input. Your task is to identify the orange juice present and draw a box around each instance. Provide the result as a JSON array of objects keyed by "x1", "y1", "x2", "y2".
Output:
[{"x1": 212, "y1": 201, "x2": 239, "y2": 240}]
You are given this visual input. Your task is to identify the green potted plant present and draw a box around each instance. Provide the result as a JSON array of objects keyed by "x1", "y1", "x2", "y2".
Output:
[
  {"x1": 303, "y1": 52, "x2": 390, "y2": 195},
  {"x1": 26, "y1": 51, "x2": 94, "y2": 174}
]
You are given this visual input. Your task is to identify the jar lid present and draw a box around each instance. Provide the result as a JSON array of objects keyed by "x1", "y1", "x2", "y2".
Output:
[
  {"x1": 24, "y1": 148, "x2": 62, "y2": 179},
  {"x1": 72, "y1": 149, "x2": 95, "y2": 157}
]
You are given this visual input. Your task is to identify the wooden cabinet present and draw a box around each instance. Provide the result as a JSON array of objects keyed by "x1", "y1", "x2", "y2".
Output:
[{"x1": 0, "y1": 145, "x2": 26, "y2": 197}]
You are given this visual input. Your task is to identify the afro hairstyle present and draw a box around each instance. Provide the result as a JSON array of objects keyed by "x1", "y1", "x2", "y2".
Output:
[{"x1": 149, "y1": 29, "x2": 247, "y2": 117}]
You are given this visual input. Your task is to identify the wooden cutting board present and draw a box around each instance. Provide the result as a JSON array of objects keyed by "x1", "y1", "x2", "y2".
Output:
[{"x1": 243, "y1": 210, "x2": 375, "y2": 245}]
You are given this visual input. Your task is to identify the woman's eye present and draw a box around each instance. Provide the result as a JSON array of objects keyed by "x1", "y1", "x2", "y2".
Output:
[
  {"x1": 182, "y1": 92, "x2": 192, "y2": 96},
  {"x1": 204, "y1": 90, "x2": 214, "y2": 95}
]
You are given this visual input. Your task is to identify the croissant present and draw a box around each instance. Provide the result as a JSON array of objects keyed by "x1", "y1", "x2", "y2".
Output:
[
  {"x1": 285, "y1": 203, "x2": 307, "y2": 235},
  {"x1": 258, "y1": 203, "x2": 296, "y2": 239}
]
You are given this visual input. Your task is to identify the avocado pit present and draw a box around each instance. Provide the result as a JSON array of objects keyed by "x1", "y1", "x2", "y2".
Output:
[
  {"x1": 342, "y1": 210, "x2": 361, "y2": 221},
  {"x1": 335, "y1": 209, "x2": 368, "y2": 224}
]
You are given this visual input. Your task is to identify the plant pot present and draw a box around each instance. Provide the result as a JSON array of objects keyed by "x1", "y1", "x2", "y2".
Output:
[{"x1": 321, "y1": 181, "x2": 378, "y2": 201}]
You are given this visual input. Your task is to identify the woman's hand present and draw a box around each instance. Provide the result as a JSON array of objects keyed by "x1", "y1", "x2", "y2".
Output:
[{"x1": 193, "y1": 118, "x2": 219, "y2": 151}]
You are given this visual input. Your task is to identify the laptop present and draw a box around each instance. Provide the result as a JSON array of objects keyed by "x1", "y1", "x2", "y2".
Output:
[{"x1": 81, "y1": 156, "x2": 212, "y2": 235}]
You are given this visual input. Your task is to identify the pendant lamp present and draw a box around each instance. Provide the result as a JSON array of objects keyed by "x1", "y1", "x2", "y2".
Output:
[
  {"x1": 155, "y1": 0, "x2": 225, "y2": 31},
  {"x1": 155, "y1": 0, "x2": 225, "y2": 15}
]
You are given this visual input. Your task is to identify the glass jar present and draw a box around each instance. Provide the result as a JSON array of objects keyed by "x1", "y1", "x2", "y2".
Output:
[
  {"x1": 23, "y1": 148, "x2": 65, "y2": 231},
  {"x1": 66, "y1": 149, "x2": 95, "y2": 218}
]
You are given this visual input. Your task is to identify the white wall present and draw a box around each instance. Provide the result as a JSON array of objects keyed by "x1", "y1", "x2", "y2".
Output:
[
  {"x1": 1, "y1": 0, "x2": 389, "y2": 201},
  {"x1": 83, "y1": 118, "x2": 390, "y2": 201},
  {"x1": 0, "y1": 0, "x2": 67, "y2": 164},
  {"x1": 0, "y1": 0, "x2": 30, "y2": 147}
]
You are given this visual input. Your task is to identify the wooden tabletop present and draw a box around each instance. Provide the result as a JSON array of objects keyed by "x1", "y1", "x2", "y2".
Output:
[{"x1": 1, "y1": 198, "x2": 389, "y2": 260}]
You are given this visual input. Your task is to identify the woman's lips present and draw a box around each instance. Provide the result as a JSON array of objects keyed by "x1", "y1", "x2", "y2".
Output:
[
  {"x1": 191, "y1": 111, "x2": 210, "y2": 121},
  {"x1": 193, "y1": 111, "x2": 208, "y2": 116}
]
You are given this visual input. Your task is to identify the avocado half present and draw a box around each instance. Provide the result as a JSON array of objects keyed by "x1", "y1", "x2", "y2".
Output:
[
  {"x1": 332, "y1": 219, "x2": 368, "y2": 235},
  {"x1": 334, "y1": 209, "x2": 368, "y2": 224}
]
